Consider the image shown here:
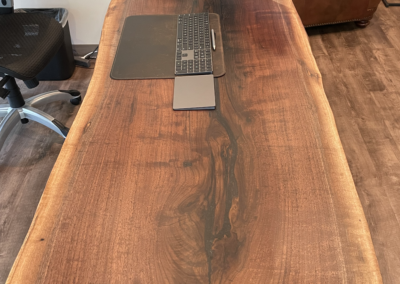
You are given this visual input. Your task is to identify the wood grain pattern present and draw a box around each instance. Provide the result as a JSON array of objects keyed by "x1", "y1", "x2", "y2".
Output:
[
  {"x1": 6, "y1": 0, "x2": 381, "y2": 283},
  {"x1": 307, "y1": 4, "x2": 400, "y2": 283},
  {"x1": 0, "y1": 65, "x2": 94, "y2": 284}
]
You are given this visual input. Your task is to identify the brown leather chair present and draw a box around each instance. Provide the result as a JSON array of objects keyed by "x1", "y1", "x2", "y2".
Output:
[{"x1": 292, "y1": 0, "x2": 382, "y2": 27}]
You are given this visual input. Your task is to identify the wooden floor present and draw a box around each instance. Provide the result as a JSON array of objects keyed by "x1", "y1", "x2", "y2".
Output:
[
  {"x1": 0, "y1": 65, "x2": 94, "y2": 284},
  {"x1": 308, "y1": 3, "x2": 400, "y2": 284},
  {"x1": 1, "y1": 3, "x2": 400, "y2": 283}
]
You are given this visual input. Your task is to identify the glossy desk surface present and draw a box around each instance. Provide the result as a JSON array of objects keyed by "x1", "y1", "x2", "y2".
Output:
[{"x1": 7, "y1": 0, "x2": 382, "y2": 283}]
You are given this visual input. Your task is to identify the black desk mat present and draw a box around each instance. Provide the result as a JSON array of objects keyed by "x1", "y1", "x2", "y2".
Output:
[{"x1": 110, "y1": 14, "x2": 225, "y2": 80}]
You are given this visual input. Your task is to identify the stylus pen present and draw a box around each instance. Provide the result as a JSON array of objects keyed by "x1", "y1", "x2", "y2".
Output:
[{"x1": 211, "y1": 29, "x2": 216, "y2": 51}]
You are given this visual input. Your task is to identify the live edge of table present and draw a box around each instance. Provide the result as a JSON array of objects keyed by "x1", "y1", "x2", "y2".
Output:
[{"x1": 6, "y1": 0, "x2": 382, "y2": 283}]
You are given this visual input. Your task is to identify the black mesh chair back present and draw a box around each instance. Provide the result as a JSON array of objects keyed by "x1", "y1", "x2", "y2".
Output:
[{"x1": 0, "y1": 13, "x2": 64, "y2": 80}]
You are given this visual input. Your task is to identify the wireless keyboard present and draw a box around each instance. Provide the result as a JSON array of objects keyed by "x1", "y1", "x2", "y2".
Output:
[{"x1": 175, "y1": 13, "x2": 213, "y2": 75}]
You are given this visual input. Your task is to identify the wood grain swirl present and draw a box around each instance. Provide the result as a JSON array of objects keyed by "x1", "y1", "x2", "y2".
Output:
[{"x1": 6, "y1": 0, "x2": 382, "y2": 283}]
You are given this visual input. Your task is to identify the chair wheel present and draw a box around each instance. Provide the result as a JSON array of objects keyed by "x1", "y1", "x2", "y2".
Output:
[
  {"x1": 70, "y1": 96, "x2": 82, "y2": 105},
  {"x1": 21, "y1": 118, "x2": 29, "y2": 124}
]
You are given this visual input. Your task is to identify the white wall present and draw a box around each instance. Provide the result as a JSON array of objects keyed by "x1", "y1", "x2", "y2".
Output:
[{"x1": 15, "y1": 0, "x2": 111, "y2": 45}]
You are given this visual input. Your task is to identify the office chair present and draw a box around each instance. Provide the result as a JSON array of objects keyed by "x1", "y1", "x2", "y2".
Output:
[{"x1": 0, "y1": 0, "x2": 81, "y2": 152}]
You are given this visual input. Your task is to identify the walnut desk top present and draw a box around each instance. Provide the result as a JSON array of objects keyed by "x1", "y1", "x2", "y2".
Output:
[{"x1": 7, "y1": 0, "x2": 382, "y2": 283}]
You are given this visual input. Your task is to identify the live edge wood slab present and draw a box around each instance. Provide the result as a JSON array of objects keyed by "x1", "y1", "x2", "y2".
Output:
[{"x1": 6, "y1": 0, "x2": 382, "y2": 283}]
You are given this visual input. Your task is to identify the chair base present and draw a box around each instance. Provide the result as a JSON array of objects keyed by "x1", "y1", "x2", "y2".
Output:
[{"x1": 0, "y1": 90, "x2": 81, "y2": 152}]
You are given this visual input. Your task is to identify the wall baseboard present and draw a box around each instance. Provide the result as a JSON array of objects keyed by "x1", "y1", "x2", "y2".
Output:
[{"x1": 72, "y1": 45, "x2": 98, "y2": 56}]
